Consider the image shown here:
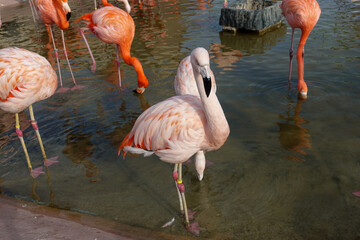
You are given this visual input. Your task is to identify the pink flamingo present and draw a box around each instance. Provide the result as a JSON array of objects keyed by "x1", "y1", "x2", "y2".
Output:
[
  {"x1": 75, "y1": 0, "x2": 149, "y2": 94},
  {"x1": 280, "y1": 0, "x2": 321, "y2": 99},
  {"x1": 118, "y1": 48, "x2": 230, "y2": 235},
  {"x1": 0, "y1": 47, "x2": 59, "y2": 178},
  {"x1": 174, "y1": 53, "x2": 216, "y2": 181},
  {"x1": 34, "y1": 0, "x2": 82, "y2": 92}
]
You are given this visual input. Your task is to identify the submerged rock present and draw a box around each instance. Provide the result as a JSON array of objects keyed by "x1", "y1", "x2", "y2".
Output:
[{"x1": 219, "y1": 0, "x2": 284, "y2": 34}]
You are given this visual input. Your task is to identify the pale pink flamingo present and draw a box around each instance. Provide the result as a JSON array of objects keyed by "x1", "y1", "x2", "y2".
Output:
[
  {"x1": 118, "y1": 48, "x2": 230, "y2": 235},
  {"x1": 34, "y1": 0, "x2": 82, "y2": 92},
  {"x1": 75, "y1": 0, "x2": 149, "y2": 94},
  {"x1": 0, "y1": 47, "x2": 59, "y2": 178},
  {"x1": 280, "y1": 0, "x2": 321, "y2": 99},
  {"x1": 174, "y1": 53, "x2": 216, "y2": 181}
]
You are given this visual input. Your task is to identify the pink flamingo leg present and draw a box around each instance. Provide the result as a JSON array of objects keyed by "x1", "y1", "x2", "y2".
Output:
[
  {"x1": 49, "y1": 26, "x2": 70, "y2": 93},
  {"x1": 116, "y1": 44, "x2": 122, "y2": 87},
  {"x1": 79, "y1": 28, "x2": 97, "y2": 73},
  {"x1": 288, "y1": 28, "x2": 295, "y2": 85},
  {"x1": 28, "y1": 0, "x2": 38, "y2": 24}
]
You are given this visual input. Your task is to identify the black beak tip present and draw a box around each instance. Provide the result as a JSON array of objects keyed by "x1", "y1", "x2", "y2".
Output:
[
  {"x1": 204, "y1": 77, "x2": 211, "y2": 97},
  {"x1": 66, "y1": 12, "x2": 71, "y2": 21}
]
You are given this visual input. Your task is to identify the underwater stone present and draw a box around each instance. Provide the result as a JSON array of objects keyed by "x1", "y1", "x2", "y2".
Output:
[{"x1": 219, "y1": 0, "x2": 284, "y2": 34}]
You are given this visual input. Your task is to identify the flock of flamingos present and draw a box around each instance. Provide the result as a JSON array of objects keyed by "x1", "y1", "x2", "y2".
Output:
[{"x1": 3, "y1": 0, "x2": 356, "y2": 236}]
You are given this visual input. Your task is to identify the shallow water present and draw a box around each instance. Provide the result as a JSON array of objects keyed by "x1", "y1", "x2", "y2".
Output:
[{"x1": 0, "y1": 0, "x2": 360, "y2": 239}]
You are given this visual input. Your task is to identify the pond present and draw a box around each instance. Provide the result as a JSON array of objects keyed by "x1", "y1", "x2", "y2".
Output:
[{"x1": 0, "y1": 0, "x2": 359, "y2": 239}]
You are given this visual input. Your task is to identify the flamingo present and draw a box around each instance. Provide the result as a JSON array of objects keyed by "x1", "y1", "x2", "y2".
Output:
[
  {"x1": 280, "y1": 0, "x2": 321, "y2": 99},
  {"x1": 118, "y1": 48, "x2": 230, "y2": 235},
  {"x1": 34, "y1": 0, "x2": 81, "y2": 92},
  {"x1": 75, "y1": 0, "x2": 149, "y2": 94},
  {"x1": 174, "y1": 53, "x2": 216, "y2": 181},
  {"x1": 0, "y1": 47, "x2": 59, "y2": 178}
]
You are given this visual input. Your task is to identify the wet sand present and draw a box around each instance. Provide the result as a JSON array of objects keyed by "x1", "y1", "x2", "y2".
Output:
[{"x1": 0, "y1": 195, "x2": 196, "y2": 240}]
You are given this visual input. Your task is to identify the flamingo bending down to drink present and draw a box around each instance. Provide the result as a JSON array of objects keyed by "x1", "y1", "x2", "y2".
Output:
[
  {"x1": 280, "y1": 0, "x2": 321, "y2": 99},
  {"x1": 118, "y1": 48, "x2": 230, "y2": 235},
  {"x1": 34, "y1": 0, "x2": 82, "y2": 92},
  {"x1": 75, "y1": 0, "x2": 149, "y2": 94},
  {"x1": 0, "y1": 47, "x2": 59, "y2": 178},
  {"x1": 174, "y1": 53, "x2": 216, "y2": 181}
]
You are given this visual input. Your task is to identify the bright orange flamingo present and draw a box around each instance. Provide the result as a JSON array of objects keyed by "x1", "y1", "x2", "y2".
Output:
[
  {"x1": 75, "y1": 0, "x2": 149, "y2": 94},
  {"x1": 280, "y1": 0, "x2": 321, "y2": 99},
  {"x1": 0, "y1": 47, "x2": 59, "y2": 178},
  {"x1": 34, "y1": 0, "x2": 82, "y2": 92},
  {"x1": 119, "y1": 48, "x2": 230, "y2": 235}
]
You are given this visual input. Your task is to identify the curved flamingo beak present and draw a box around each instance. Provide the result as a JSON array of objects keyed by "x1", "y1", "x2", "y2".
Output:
[
  {"x1": 200, "y1": 65, "x2": 212, "y2": 97},
  {"x1": 299, "y1": 90, "x2": 307, "y2": 99},
  {"x1": 136, "y1": 87, "x2": 146, "y2": 94}
]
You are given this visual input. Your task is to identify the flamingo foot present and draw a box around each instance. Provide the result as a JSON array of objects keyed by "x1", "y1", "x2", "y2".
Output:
[
  {"x1": 31, "y1": 167, "x2": 45, "y2": 178},
  {"x1": 71, "y1": 85, "x2": 86, "y2": 91},
  {"x1": 182, "y1": 209, "x2": 196, "y2": 221},
  {"x1": 44, "y1": 156, "x2": 59, "y2": 167},
  {"x1": 56, "y1": 87, "x2": 71, "y2": 93},
  {"x1": 352, "y1": 191, "x2": 360, "y2": 197},
  {"x1": 186, "y1": 221, "x2": 200, "y2": 236}
]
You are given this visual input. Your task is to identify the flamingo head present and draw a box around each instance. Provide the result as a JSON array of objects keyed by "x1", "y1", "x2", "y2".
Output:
[
  {"x1": 191, "y1": 47, "x2": 212, "y2": 98},
  {"x1": 61, "y1": 0, "x2": 72, "y2": 21},
  {"x1": 299, "y1": 90, "x2": 308, "y2": 99}
]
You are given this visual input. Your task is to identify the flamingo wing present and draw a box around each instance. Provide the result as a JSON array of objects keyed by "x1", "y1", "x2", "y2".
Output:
[{"x1": 119, "y1": 95, "x2": 207, "y2": 163}]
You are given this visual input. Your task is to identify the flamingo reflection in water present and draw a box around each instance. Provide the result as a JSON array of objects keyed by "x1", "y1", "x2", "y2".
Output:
[
  {"x1": 119, "y1": 48, "x2": 230, "y2": 235},
  {"x1": 277, "y1": 98, "x2": 311, "y2": 162},
  {"x1": 0, "y1": 47, "x2": 59, "y2": 178}
]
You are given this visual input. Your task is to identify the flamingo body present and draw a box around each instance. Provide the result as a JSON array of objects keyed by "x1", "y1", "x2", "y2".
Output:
[
  {"x1": 76, "y1": 4, "x2": 149, "y2": 92},
  {"x1": 0, "y1": 47, "x2": 57, "y2": 113},
  {"x1": 280, "y1": 0, "x2": 321, "y2": 98},
  {"x1": 119, "y1": 48, "x2": 229, "y2": 234},
  {"x1": 0, "y1": 47, "x2": 58, "y2": 178}
]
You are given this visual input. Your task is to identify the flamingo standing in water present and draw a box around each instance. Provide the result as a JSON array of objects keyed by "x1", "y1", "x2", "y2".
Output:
[
  {"x1": 34, "y1": 0, "x2": 81, "y2": 92},
  {"x1": 174, "y1": 53, "x2": 216, "y2": 181},
  {"x1": 119, "y1": 48, "x2": 230, "y2": 235},
  {"x1": 0, "y1": 47, "x2": 59, "y2": 178},
  {"x1": 280, "y1": 0, "x2": 321, "y2": 99},
  {"x1": 75, "y1": 0, "x2": 149, "y2": 94}
]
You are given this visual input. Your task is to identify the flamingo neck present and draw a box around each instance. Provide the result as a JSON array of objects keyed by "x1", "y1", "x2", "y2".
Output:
[
  {"x1": 121, "y1": 48, "x2": 148, "y2": 89},
  {"x1": 296, "y1": 29, "x2": 311, "y2": 93},
  {"x1": 101, "y1": 0, "x2": 113, "y2": 7},
  {"x1": 195, "y1": 74, "x2": 229, "y2": 148}
]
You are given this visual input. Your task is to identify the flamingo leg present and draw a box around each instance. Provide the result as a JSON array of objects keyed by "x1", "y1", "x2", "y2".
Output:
[
  {"x1": 79, "y1": 28, "x2": 96, "y2": 72},
  {"x1": 116, "y1": 44, "x2": 122, "y2": 87},
  {"x1": 15, "y1": 113, "x2": 44, "y2": 178},
  {"x1": 28, "y1": 105, "x2": 58, "y2": 167},
  {"x1": 28, "y1": 0, "x2": 38, "y2": 24},
  {"x1": 49, "y1": 25, "x2": 63, "y2": 88},
  {"x1": 173, "y1": 164, "x2": 184, "y2": 214},
  {"x1": 60, "y1": 30, "x2": 76, "y2": 87},
  {"x1": 94, "y1": 0, "x2": 97, "y2": 9},
  {"x1": 288, "y1": 28, "x2": 295, "y2": 84},
  {"x1": 177, "y1": 164, "x2": 189, "y2": 224}
]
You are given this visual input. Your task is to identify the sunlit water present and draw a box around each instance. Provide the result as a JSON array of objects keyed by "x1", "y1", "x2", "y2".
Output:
[{"x1": 0, "y1": 0, "x2": 359, "y2": 239}]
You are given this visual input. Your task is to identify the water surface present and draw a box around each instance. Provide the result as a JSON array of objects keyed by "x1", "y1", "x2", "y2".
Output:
[{"x1": 0, "y1": 0, "x2": 360, "y2": 239}]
